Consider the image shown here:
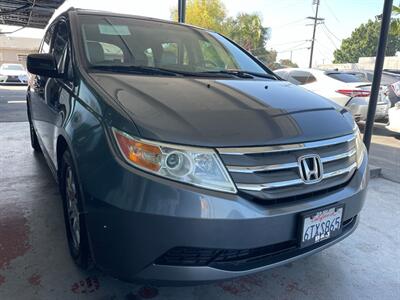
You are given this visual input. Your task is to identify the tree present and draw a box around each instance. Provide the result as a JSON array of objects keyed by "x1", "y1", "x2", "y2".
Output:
[
  {"x1": 170, "y1": 0, "x2": 276, "y2": 66},
  {"x1": 333, "y1": 19, "x2": 400, "y2": 63},
  {"x1": 224, "y1": 13, "x2": 275, "y2": 65},
  {"x1": 393, "y1": 5, "x2": 400, "y2": 15},
  {"x1": 279, "y1": 59, "x2": 298, "y2": 68},
  {"x1": 225, "y1": 13, "x2": 267, "y2": 51},
  {"x1": 254, "y1": 49, "x2": 277, "y2": 66},
  {"x1": 171, "y1": 0, "x2": 228, "y2": 35},
  {"x1": 392, "y1": 5, "x2": 400, "y2": 37}
]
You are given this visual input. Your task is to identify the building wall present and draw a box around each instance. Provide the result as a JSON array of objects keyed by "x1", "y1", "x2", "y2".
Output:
[
  {"x1": 318, "y1": 56, "x2": 400, "y2": 71},
  {"x1": 0, "y1": 36, "x2": 41, "y2": 68},
  {"x1": 0, "y1": 49, "x2": 38, "y2": 68}
]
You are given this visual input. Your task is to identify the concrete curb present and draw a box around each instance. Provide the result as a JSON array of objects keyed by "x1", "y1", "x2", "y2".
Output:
[{"x1": 369, "y1": 165, "x2": 382, "y2": 179}]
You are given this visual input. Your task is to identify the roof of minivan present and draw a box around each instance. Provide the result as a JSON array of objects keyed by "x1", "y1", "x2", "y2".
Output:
[{"x1": 67, "y1": 8, "x2": 210, "y2": 32}]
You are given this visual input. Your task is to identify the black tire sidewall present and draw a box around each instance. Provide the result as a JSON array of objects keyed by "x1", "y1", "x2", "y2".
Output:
[
  {"x1": 27, "y1": 105, "x2": 41, "y2": 152},
  {"x1": 60, "y1": 150, "x2": 90, "y2": 269}
]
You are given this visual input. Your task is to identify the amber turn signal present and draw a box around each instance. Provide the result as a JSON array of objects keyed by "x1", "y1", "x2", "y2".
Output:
[{"x1": 113, "y1": 130, "x2": 162, "y2": 172}]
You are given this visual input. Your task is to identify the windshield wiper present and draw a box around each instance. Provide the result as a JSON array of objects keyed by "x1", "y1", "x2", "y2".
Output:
[
  {"x1": 201, "y1": 70, "x2": 278, "y2": 80},
  {"x1": 91, "y1": 65, "x2": 183, "y2": 77}
]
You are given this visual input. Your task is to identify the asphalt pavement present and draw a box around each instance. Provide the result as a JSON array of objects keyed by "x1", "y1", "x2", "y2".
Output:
[
  {"x1": 359, "y1": 122, "x2": 400, "y2": 183},
  {"x1": 0, "y1": 85, "x2": 28, "y2": 122}
]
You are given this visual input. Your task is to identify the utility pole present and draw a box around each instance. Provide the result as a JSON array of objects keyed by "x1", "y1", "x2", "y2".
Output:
[
  {"x1": 178, "y1": 0, "x2": 186, "y2": 23},
  {"x1": 363, "y1": 0, "x2": 393, "y2": 151},
  {"x1": 308, "y1": 0, "x2": 324, "y2": 68}
]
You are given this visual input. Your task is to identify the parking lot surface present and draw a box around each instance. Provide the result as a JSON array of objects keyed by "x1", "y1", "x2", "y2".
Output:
[
  {"x1": 0, "y1": 86, "x2": 27, "y2": 122},
  {"x1": 0, "y1": 87, "x2": 399, "y2": 299}
]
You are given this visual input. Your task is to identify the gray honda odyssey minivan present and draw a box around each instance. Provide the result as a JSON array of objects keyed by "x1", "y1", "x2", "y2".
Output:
[{"x1": 26, "y1": 9, "x2": 368, "y2": 283}]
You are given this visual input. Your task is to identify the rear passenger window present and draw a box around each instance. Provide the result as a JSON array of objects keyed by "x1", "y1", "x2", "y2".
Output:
[
  {"x1": 288, "y1": 71, "x2": 316, "y2": 85},
  {"x1": 326, "y1": 73, "x2": 364, "y2": 83}
]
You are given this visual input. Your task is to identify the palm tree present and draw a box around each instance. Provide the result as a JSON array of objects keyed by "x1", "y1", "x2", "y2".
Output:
[
  {"x1": 226, "y1": 13, "x2": 268, "y2": 52},
  {"x1": 393, "y1": 5, "x2": 400, "y2": 15}
]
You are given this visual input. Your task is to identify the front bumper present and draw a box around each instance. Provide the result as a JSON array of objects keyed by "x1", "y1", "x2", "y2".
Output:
[
  {"x1": 0, "y1": 75, "x2": 28, "y2": 85},
  {"x1": 347, "y1": 100, "x2": 389, "y2": 121},
  {"x1": 83, "y1": 149, "x2": 368, "y2": 284},
  {"x1": 386, "y1": 107, "x2": 400, "y2": 133}
]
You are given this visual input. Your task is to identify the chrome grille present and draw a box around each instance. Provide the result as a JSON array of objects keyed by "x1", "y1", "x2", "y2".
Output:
[{"x1": 217, "y1": 134, "x2": 357, "y2": 200}]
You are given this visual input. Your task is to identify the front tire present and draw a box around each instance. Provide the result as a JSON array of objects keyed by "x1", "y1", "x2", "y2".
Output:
[
  {"x1": 27, "y1": 106, "x2": 41, "y2": 152},
  {"x1": 60, "y1": 150, "x2": 91, "y2": 269}
]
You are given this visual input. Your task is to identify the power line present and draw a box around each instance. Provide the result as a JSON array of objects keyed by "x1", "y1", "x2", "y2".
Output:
[
  {"x1": 274, "y1": 18, "x2": 307, "y2": 30},
  {"x1": 249, "y1": 40, "x2": 309, "y2": 53},
  {"x1": 276, "y1": 41, "x2": 310, "y2": 52},
  {"x1": 322, "y1": 23, "x2": 342, "y2": 42},
  {"x1": 268, "y1": 39, "x2": 310, "y2": 47},
  {"x1": 324, "y1": 0, "x2": 340, "y2": 23},
  {"x1": 314, "y1": 40, "x2": 333, "y2": 59},
  {"x1": 321, "y1": 25, "x2": 339, "y2": 49}
]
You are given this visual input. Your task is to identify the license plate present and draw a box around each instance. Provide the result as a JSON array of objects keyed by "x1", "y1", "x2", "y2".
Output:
[{"x1": 299, "y1": 205, "x2": 344, "y2": 248}]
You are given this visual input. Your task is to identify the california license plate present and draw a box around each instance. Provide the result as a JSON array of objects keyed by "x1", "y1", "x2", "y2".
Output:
[{"x1": 300, "y1": 205, "x2": 344, "y2": 248}]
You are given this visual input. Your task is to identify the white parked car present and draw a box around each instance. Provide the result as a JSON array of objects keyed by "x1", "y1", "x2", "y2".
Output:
[
  {"x1": 275, "y1": 68, "x2": 390, "y2": 122},
  {"x1": 0, "y1": 63, "x2": 28, "y2": 85},
  {"x1": 386, "y1": 102, "x2": 400, "y2": 133}
]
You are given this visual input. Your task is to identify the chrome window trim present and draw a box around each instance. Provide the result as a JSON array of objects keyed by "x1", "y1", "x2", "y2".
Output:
[{"x1": 217, "y1": 133, "x2": 355, "y2": 155}]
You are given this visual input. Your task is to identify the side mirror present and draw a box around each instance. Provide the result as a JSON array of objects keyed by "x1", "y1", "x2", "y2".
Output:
[{"x1": 27, "y1": 53, "x2": 61, "y2": 78}]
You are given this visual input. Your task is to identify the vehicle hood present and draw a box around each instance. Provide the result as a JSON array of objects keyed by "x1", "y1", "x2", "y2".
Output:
[
  {"x1": 91, "y1": 73, "x2": 354, "y2": 147},
  {"x1": 0, "y1": 70, "x2": 27, "y2": 76}
]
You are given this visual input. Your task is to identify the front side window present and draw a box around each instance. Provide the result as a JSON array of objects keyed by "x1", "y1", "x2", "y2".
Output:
[
  {"x1": 78, "y1": 15, "x2": 267, "y2": 75},
  {"x1": 41, "y1": 23, "x2": 56, "y2": 54},
  {"x1": 52, "y1": 20, "x2": 69, "y2": 68}
]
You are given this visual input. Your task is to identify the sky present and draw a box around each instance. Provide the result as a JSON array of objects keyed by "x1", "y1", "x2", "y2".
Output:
[{"x1": 0, "y1": 0, "x2": 389, "y2": 67}]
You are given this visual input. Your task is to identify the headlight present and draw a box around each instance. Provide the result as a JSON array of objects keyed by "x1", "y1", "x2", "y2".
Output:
[
  {"x1": 353, "y1": 124, "x2": 365, "y2": 168},
  {"x1": 112, "y1": 128, "x2": 237, "y2": 193}
]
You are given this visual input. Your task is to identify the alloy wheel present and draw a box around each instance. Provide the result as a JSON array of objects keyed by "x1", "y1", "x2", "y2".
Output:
[{"x1": 65, "y1": 166, "x2": 80, "y2": 252}]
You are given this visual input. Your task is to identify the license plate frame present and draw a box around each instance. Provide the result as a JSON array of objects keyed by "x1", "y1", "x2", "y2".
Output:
[{"x1": 298, "y1": 204, "x2": 344, "y2": 248}]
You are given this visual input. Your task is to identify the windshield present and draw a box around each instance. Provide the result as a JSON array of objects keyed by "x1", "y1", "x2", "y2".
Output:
[
  {"x1": 1, "y1": 64, "x2": 24, "y2": 71},
  {"x1": 78, "y1": 15, "x2": 267, "y2": 76}
]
